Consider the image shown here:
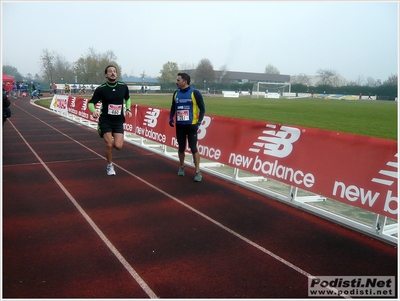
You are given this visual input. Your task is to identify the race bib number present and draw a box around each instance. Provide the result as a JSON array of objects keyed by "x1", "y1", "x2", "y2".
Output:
[
  {"x1": 108, "y1": 104, "x2": 122, "y2": 115},
  {"x1": 177, "y1": 110, "x2": 189, "y2": 121}
]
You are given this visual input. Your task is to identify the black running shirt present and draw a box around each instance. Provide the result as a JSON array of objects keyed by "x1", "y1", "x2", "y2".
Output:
[{"x1": 89, "y1": 81, "x2": 130, "y2": 122}]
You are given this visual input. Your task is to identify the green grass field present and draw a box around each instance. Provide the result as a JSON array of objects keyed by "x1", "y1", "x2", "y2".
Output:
[{"x1": 37, "y1": 95, "x2": 398, "y2": 140}]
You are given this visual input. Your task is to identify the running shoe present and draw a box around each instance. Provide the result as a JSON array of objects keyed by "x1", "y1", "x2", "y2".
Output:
[
  {"x1": 106, "y1": 163, "x2": 116, "y2": 176},
  {"x1": 194, "y1": 172, "x2": 202, "y2": 182},
  {"x1": 177, "y1": 166, "x2": 185, "y2": 176}
]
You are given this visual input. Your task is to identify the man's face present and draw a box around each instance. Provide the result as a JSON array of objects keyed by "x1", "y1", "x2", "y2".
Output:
[
  {"x1": 105, "y1": 67, "x2": 117, "y2": 82},
  {"x1": 176, "y1": 76, "x2": 187, "y2": 89}
]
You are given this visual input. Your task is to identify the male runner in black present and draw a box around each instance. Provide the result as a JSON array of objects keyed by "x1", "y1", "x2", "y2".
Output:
[{"x1": 89, "y1": 65, "x2": 132, "y2": 175}]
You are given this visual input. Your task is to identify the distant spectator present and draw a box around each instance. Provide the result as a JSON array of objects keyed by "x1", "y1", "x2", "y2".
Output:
[
  {"x1": 30, "y1": 83, "x2": 40, "y2": 100},
  {"x1": 79, "y1": 85, "x2": 86, "y2": 94},
  {"x1": 5, "y1": 82, "x2": 13, "y2": 95},
  {"x1": 13, "y1": 83, "x2": 17, "y2": 98},
  {"x1": 3, "y1": 86, "x2": 11, "y2": 124},
  {"x1": 21, "y1": 83, "x2": 28, "y2": 97},
  {"x1": 64, "y1": 84, "x2": 70, "y2": 95}
]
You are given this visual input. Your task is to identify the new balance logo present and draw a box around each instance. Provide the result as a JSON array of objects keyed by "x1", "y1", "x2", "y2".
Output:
[
  {"x1": 197, "y1": 116, "x2": 211, "y2": 140},
  {"x1": 249, "y1": 124, "x2": 301, "y2": 158},
  {"x1": 81, "y1": 99, "x2": 88, "y2": 111},
  {"x1": 371, "y1": 153, "x2": 398, "y2": 187},
  {"x1": 143, "y1": 108, "x2": 161, "y2": 128}
]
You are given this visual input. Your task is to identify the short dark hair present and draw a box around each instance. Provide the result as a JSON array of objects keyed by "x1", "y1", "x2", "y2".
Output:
[
  {"x1": 178, "y1": 72, "x2": 190, "y2": 85},
  {"x1": 105, "y1": 64, "x2": 117, "y2": 74}
]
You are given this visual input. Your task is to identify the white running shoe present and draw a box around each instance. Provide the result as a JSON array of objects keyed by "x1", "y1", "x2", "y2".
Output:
[{"x1": 106, "y1": 164, "x2": 116, "y2": 176}]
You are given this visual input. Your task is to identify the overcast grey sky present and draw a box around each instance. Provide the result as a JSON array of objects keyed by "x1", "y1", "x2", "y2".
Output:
[{"x1": 1, "y1": 1, "x2": 398, "y2": 82}]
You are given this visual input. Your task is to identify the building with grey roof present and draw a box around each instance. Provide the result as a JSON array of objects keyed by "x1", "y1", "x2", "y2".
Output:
[{"x1": 183, "y1": 70, "x2": 290, "y2": 84}]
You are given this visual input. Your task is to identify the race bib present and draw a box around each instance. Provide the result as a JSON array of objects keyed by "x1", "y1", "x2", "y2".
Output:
[
  {"x1": 177, "y1": 109, "x2": 190, "y2": 121},
  {"x1": 108, "y1": 104, "x2": 122, "y2": 115}
]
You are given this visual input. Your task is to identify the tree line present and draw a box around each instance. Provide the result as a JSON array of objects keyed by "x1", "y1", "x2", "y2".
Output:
[{"x1": 3, "y1": 48, "x2": 397, "y2": 99}]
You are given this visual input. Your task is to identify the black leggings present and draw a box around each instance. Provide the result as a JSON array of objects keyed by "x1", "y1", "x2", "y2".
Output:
[{"x1": 176, "y1": 124, "x2": 198, "y2": 153}]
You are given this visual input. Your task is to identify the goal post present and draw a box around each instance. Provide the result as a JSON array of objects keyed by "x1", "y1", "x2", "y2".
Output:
[{"x1": 251, "y1": 82, "x2": 291, "y2": 99}]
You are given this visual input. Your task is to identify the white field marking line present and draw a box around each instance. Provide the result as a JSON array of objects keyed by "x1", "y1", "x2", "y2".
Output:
[
  {"x1": 117, "y1": 171, "x2": 347, "y2": 298},
  {"x1": 3, "y1": 154, "x2": 143, "y2": 169},
  {"x1": 7, "y1": 119, "x2": 158, "y2": 299},
  {"x1": 3, "y1": 157, "x2": 105, "y2": 168},
  {"x1": 15, "y1": 103, "x2": 351, "y2": 299}
]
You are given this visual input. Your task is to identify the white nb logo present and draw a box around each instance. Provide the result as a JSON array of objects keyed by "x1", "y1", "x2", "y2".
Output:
[
  {"x1": 70, "y1": 97, "x2": 76, "y2": 108},
  {"x1": 143, "y1": 108, "x2": 161, "y2": 128},
  {"x1": 81, "y1": 99, "x2": 88, "y2": 111},
  {"x1": 371, "y1": 153, "x2": 398, "y2": 187},
  {"x1": 249, "y1": 124, "x2": 301, "y2": 158},
  {"x1": 197, "y1": 116, "x2": 211, "y2": 140}
]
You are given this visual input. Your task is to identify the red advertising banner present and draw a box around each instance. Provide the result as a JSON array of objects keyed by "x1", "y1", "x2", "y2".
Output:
[
  {"x1": 134, "y1": 105, "x2": 398, "y2": 220},
  {"x1": 53, "y1": 96, "x2": 398, "y2": 219}
]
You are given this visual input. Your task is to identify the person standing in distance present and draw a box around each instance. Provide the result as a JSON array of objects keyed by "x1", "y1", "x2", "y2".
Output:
[
  {"x1": 88, "y1": 65, "x2": 132, "y2": 176},
  {"x1": 3, "y1": 86, "x2": 11, "y2": 124},
  {"x1": 169, "y1": 72, "x2": 206, "y2": 182}
]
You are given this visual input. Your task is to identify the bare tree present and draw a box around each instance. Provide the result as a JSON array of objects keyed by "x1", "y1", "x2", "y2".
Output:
[
  {"x1": 264, "y1": 64, "x2": 280, "y2": 74},
  {"x1": 217, "y1": 64, "x2": 230, "y2": 83},
  {"x1": 180, "y1": 62, "x2": 195, "y2": 71},
  {"x1": 290, "y1": 73, "x2": 310, "y2": 85},
  {"x1": 354, "y1": 75, "x2": 365, "y2": 86},
  {"x1": 316, "y1": 69, "x2": 339, "y2": 86},
  {"x1": 40, "y1": 48, "x2": 56, "y2": 84},
  {"x1": 39, "y1": 49, "x2": 75, "y2": 83},
  {"x1": 366, "y1": 76, "x2": 377, "y2": 87},
  {"x1": 54, "y1": 54, "x2": 74, "y2": 83},
  {"x1": 194, "y1": 58, "x2": 214, "y2": 86},
  {"x1": 383, "y1": 74, "x2": 398, "y2": 85}
]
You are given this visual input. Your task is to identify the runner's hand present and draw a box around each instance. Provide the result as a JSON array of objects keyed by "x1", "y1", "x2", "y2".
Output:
[{"x1": 92, "y1": 110, "x2": 100, "y2": 118}]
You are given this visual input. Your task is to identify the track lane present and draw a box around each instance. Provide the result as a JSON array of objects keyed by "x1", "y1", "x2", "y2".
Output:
[
  {"x1": 3, "y1": 173, "x2": 150, "y2": 296},
  {"x1": 2, "y1": 98, "x2": 397, "y2": 298}
]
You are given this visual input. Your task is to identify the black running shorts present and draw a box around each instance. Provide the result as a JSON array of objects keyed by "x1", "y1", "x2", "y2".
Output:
[
  {"x1": 176, "y1": 124, "x2": 199, "y2": 153},
  {"x1": 97, "y1": 117, "x2": 124, "y2": 138}
]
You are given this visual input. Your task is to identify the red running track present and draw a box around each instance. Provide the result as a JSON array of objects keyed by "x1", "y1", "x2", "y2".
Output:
[{"x1": 2, "y1": 98, "x2": 397, "y2": 298}]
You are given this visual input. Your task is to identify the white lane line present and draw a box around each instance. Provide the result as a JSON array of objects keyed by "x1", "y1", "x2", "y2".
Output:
[
  {"x1": 12, "y1": 103, "x2": 351, "y2": 298},
  {"x1": 7, "y1": 119, "x2": 158, "y2": 299}
]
